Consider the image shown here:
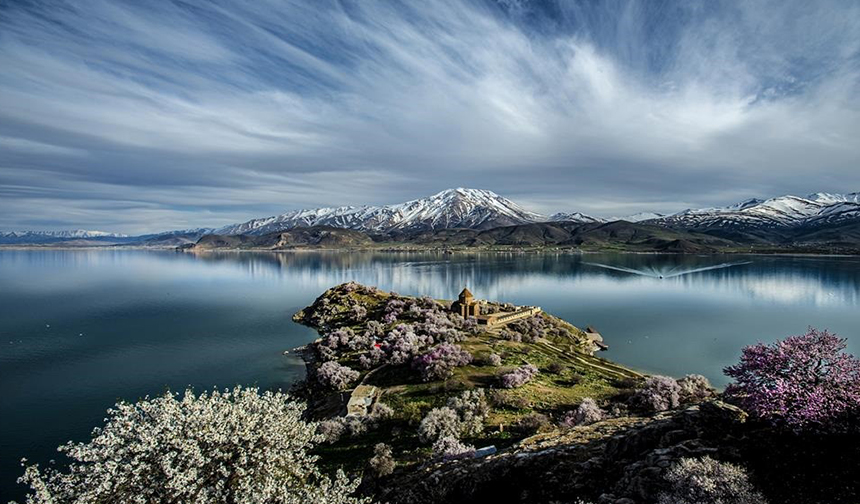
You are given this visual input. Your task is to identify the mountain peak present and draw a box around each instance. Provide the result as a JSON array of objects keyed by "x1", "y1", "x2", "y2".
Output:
[{"x1": 216, "y1": 188, "x2": 547, "y2": 235}]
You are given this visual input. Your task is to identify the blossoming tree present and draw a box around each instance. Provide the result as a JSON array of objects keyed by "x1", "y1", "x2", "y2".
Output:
[
  {"x1": 723, "y1": 328, "x2": 860, "y2": 429},
  {"x1": 15, "y1": 386, "x2": 370, "y2": 504}
]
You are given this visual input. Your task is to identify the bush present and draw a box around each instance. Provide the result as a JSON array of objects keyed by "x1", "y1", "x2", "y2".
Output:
[
  {"x1": 318, "y1": 419, "x2": 347, "y2": 443},
  {"x1": 447, "y1": 389, "x2": 489, "y2": 437},
  {"x1": 370, "y1": 401, "x2": 394, "y2": 420},
  {"x1": 412, "y1": 343, "x2": 473, "y2": 381},
  {"x1": 15, "y1": 387, "x2": 369, "y2": 504},
  {"x1": 500, "y1": 364, "x2": 539, "y2": 389},
  {"x1": 677, "y1": 374, "x2": 715, "y2": 404},
  {"x1": 486, "y1": 353, "x2": 502, "y2": 367},
  {"x1": 560, "y1": 397, "x2": 604, "y2": 427},
  {"x1": 629, "y1": 375, "x2": 681, "y2": 413},
  {"x1": 724, "y1": 328, "x2": 860, "y2": 429},
  {"x1": 500, "y1": 329, "x2": 522, "y2": 342},
  {"x1": 431, "y1": 436, "x2": 475, "y2": 460},
  {"x1": 368, "y1": 443, "x2": 395, "y2": 477},
  {"x1": 359, "y1": 347, "x2": 385, "y2": 369},
  {"x1": 324, "y1": 328, "x2": 356, "y2": 350},
  {"x1": 382, "y1": 324, "x2": 432, "y2": 365},
  {"x1": 418, "y1": 407, "x2": 461, "y2": 443},
  {"x1": 516, "y1": 412, "x2": 550, "y2": 434},
  {"x1": 547, "y1": 361, "x2": 565, "y2": 374},
  {"x1": 351, "y1": 305, "x2": 368, "y2": 321},
  {"x1": 488, "y1": 390, "x2": 530, "y2": 410},
  {"x1": 657, "y1": 456, "x2": 768, "y2": 504},
  {"x1": 317, "y1": 344, "x2": 338, "y2": 362},
  {"x1": 316, "y1": 361, "x2": 360, "y2": 390},
  {"x1": 506, "y1": 315, "x2": 545, "y2": 342}
]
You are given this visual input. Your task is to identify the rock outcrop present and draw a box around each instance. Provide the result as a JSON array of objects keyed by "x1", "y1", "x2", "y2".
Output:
[{"x1": 366, "y1": 400, "x2": 856, "y2": 504}]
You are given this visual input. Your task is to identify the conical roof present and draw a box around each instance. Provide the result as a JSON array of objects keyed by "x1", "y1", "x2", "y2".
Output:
[{"x1": 459, "y1": 287, "x2": 473, "y2": 298}]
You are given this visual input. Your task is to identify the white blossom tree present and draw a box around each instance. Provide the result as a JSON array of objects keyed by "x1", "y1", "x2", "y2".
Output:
[{"x1": 14, "y1": 386, "x2": 371, "y2": 504}]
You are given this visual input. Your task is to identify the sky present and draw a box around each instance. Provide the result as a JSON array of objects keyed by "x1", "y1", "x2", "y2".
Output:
[{"x1": 1, "y1": 0, "x2": 859, "y2": 234}]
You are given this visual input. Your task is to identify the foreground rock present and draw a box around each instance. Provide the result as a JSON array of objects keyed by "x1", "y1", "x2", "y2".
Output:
[{"x1": 365, "y1": 400, "x2": 859, "y2": 504}]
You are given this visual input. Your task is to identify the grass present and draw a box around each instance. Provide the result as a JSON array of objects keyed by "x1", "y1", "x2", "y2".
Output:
[{"x1": 299, "y1": 283, "x2": 645, "y2": 475}]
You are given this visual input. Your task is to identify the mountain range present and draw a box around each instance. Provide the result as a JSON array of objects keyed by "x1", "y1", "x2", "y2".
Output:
[{"x1": 3, "y1": 188, "x2": 859, "y2": 252}]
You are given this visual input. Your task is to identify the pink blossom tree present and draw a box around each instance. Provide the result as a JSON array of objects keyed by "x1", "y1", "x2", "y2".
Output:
[
  {"x1": 411, "y1": 343, "x2": 473, "y2": 381},
  {"x1": 723, "y1": 328, "x2": 860, "y2": 429},
  {"x1": 500, "y1": 364, "x2": 539, "y2": 388}
]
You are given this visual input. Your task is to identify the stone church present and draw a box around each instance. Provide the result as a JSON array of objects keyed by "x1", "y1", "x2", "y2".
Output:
[{"x1": 452, "y1": 287, "x2": 481, "y2": 317}]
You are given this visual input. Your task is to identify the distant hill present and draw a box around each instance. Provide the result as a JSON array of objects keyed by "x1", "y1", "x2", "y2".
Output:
[
  {"x1": 399, "y1": 221, "x2": 738, "y2": 252},
  {"x1": 191, "y1": 227, "x2": 373, "y2": 250},
  {"x1": 6, "y1": 188, "x2": 859, "y2": 253}
]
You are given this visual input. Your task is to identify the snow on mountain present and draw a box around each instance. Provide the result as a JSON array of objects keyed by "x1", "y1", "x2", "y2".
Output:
[
  {"x1": 547, "y1": 212, "x2": 604, "y2": 224},
  {"x1": 610, "y1": 212, "x2": 665, "y2": 223},
  {"x1": 0, "y1": 229, "x2": 127, "y2": 239},
  {"x1": 807, "y1": 192, "x2": 860, "y2": 205},
  {"x1": 0, "y1": 229, "x2": 130, "y2": 245},
  {"x1": 654, "y1": 193, "x2": 860, "y2": 230},
  {"x1": 141, "y1": 228, "x2": 215, "y2": 238},
  {"x1": 216, "y1": 188, "x2": 547, "y2": 235}
]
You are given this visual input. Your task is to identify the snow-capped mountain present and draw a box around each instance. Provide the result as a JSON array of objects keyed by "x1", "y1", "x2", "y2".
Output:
[
  {"x1": 216, "y1": 188, "x2": 548, "y2": 235},
  {"x1": 647, "y1": 193, "x2": 860, "y2": 231},
  {"x1": 0, "y1": 229, "x2": 127, "y2": 239},
  {"x1": 547, "y1": 212, "x2": 604, "y2": 224},
  {"x1": 610, "y1": 212, "x2": 666, "y2": 223},
  {"x1": 0, "y1": 229, "x2": 129, "y2": 244}
]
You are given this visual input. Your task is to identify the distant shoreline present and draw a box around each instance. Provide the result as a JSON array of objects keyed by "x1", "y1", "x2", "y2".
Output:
[{"x1": 2, "y1": 244, "x2": 858, "y2": 258}]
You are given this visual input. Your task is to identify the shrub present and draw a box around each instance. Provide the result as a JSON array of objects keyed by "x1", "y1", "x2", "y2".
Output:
[
  {"x1": 368, "y1": 443, "x2": 395, "y2": 477},
  {"x1": 325, "y1": 328, "x2": 356, "y2": 350},
  {"x1": 350, "y1": 304, "x2": 367, "y2": 321},
  {"x1": 462, "y1": 317, "x2": 479, "y2": 334},
  {"x1": 15, "y1": 387, "x2": 369, "y2": 504},
  {"x1": 506, "y1": 316, "x2": 545, "y2": 342},
  {"x1": 629, "y1": 375, "x2": 681, "y2": 413},
  {"x1": 657, "y1": 456, "x2": 768, "y2": 504},
  {"x1": 359, "y1": 347, "x2": 385, "y2": 369},
  {"x1": 516, "y1": 412, "x2": 550, "y2": 434},
  {"x1": 547, "y1": 361, "x2": 565, "y2": 374},
  {"x1": 318, "y1": 419, "x2": 347, "y2": 443},
  {"x1": 677, "y1": 374, "x2": 715, "y2": 404},
  {"x1": 561, "y1": 398, "x2": 604, "y2": 427},
  {"x1": 370, "y1": 401, "x2": 394, "y2": 420},
  {"x1": 431, "y1": 436, "x2": 475, "y2": 460},
  {"x1": 723, "y1": 328, "x2": 860, "y2": 429},
  {"x1": 343, "y1": 416, "x2": 371, "y2": 437},
  {"x1": 500, "y1": 364, "x2": 539, "y2": 389},
  {"x1": 382, "y1": 324, "x2": 431, "y2": 365},
  {"x1": 317, "y1": 344, "x2": 338, "y2": 362},
  {"x1": 412, "y1": 343, "x2": 473, "y2": 381},
  {"x1": 486, "y1": 353, "x2": 502, "y2": 367},
  {"x1": 316, "y1": 361, "x2": 360, "y2": 391},
  {"x1": 447, "y1": 389, "x2": 489, "y2": 437},
  {"x1": 418, "y1": 407, "x2": 461, "y2": 443},
  {"x1": 488, "y1": 390, "x2": 530, "y2": 410},
  {"x1": 364, "y1": 321, "x2": 385, "y2": 339}
]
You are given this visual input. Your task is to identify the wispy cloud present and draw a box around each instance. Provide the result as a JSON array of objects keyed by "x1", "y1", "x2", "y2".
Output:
[{"x1": 1, "y1": 0, "x2": 858, "y2": 232}]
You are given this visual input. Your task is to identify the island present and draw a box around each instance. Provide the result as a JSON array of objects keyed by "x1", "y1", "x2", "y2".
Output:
[{"x1": 287, "y1": 282, "x2": 859, "y2": 504}]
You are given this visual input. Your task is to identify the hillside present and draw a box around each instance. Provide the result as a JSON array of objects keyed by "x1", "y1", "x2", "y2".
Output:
[
  {"x1": 291, "y1": 283, "x2": 860, "y2": 504},
  {"x1": 191, "y1": 226, "x2": 373, "y2": 250},
  {"x1": 290, "y1": 283, "x2": 657, "y2": 483}
]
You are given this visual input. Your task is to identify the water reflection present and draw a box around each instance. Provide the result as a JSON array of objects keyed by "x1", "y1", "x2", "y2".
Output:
[
  {"x1": 0, "y1": 249, "x2": 859, "y2": 500},
  {"x1": 174, "y1": 251, "x2": 860, "y2": 308}
]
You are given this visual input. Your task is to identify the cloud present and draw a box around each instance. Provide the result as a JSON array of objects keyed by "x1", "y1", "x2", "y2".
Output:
[{"x1": 0, "y1": 0, "x2": 858, "y2": 232}]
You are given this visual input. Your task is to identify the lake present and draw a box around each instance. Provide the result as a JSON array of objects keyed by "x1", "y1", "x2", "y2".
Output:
[{"x1": 1, "y1": 249, "x2": 859, "y2": 499}]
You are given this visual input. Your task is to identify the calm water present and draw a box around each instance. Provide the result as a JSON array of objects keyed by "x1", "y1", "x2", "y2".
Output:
[{"x1": 1, "y1": 250, "x2": 859, "y2": 498}]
